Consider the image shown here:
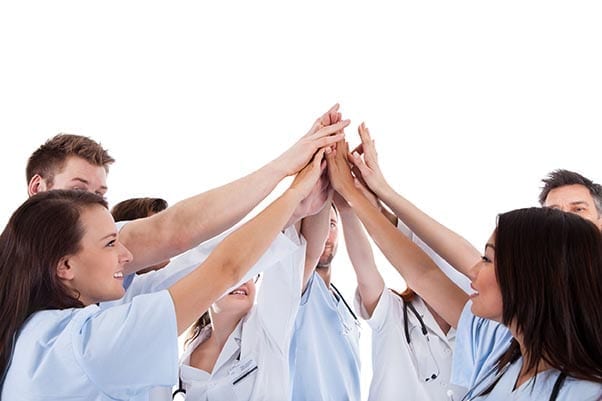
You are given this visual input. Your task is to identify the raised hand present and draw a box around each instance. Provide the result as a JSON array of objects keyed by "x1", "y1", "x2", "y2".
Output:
[
  {"x1": 289, "y1": 148, "x2": 329, "y2": 201},
  {"x1": 325, "y1": 140, "x2": 357, "y2": 197},
  {"x1": 348, "y1": 123, "x2": 390, "y2": 195},
  {"x1": 272, "y1": 104, "x2": 350, "y2": 177}
]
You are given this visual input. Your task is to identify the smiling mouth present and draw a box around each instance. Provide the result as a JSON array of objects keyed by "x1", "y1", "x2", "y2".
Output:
[
  {"x1": 113, "y1": 271, "x2": 124, "y2": 279},
  {"x1": 229, "y1": 289, "x2": 248, "y2": 296}
]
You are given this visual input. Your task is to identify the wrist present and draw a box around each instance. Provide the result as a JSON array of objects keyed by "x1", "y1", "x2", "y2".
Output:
[{"x1": 266, "y1": 156, "x2": 290, "y2": 179}]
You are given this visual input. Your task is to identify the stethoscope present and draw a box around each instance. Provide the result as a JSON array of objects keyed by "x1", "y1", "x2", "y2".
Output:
[
  {"x1": 331, "y1": 283, "x2": 358, "y2": 321},
  {"x1": 457, "y1": 359, "x2": 567, "y2": 401},
  {"x1": 403, "y1": 300, "x2": 441, "y2": 383}
]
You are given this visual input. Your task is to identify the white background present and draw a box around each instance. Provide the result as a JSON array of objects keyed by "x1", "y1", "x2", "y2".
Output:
[{"x1": 1, "y1": 1, "x2": 601, "y2": 399}]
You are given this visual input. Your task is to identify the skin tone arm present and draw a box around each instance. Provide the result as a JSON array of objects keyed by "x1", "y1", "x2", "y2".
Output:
[
  {"x1": 121, "y1": 105, "x2": 350, "y2": 274},
  {"x1": 298, "y1": 182, "x2": 333, "y2": 292},
  {"x1": 169, "y1": 149, "x2": 327, "y2": 334},
  {"x1": 347, "y1": 123, "x2": 481, "y2": 277},
  {"x1": 333, "y1": 192, "x2": 384, "y2": 317},
  {"x1": 326, "y1": 141, "x2": 468, "y2": 327}
]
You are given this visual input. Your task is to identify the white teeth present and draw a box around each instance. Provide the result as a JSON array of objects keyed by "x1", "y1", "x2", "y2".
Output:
[
  {"x1": 231, "y1": 290, "x2": 247, "y2": 295},
  {"x1": 113, "y1": 272, "x2": 124, "y2": 279}
]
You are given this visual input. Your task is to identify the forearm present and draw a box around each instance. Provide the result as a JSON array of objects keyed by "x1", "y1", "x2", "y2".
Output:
[
  {"x1": 375, "y1": 185, "x2": 481, "y2": 276},
  {"x1": 343, "y1": 187, "x2": 467, "y2": 327},
  {"x1": 169, "y1": 188, "x2": 305, "y2": 334},
  {"x1": 299, "y1": 203, "x2": 331, "y2": 290},
  {"x1": 338, "y1": 207, "x2": 384, "y2": 317},
  {"x1": 121, "y1": 161, "x2": 286, "y2": 274}
]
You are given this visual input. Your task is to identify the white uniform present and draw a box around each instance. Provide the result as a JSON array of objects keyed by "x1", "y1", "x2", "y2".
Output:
[
  {"x1": 107, "y1": 224, "x2": 299, "y2": 307},
  {"x1": 175, "y1": 226, "x2": 306, "y2": 401},
  {"x1": 1, "y1": 291, "x2": 178, "y2": 401},
  {"x1": 355, "y1": 289, "x2": 464, "y2": 401}
]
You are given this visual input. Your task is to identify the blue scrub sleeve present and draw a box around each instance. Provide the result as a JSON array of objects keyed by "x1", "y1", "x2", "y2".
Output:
[
  {"x1": 71, "y1": 290, "x2": 179, "y2": 399},
  {"x1": 451, "y1": 301, "x2": 512, "y2": 389}
]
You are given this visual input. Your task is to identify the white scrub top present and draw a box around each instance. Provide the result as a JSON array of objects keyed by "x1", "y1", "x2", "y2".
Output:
[
  {"x1": 452, "y1": 301, "x2": 602, "y2": 401},
  {"x1": 355, "y1": 288, "x2": 464, "y2": 401},
  {"x1": 176, "y1": 226, "x2": 306, "y2": 401},
  {"x1": 289, "y1": 272, "x2": 362, "y2": 401},
  {"x1": 1, "y1": 290, "x2": 179, "y2": 401}
]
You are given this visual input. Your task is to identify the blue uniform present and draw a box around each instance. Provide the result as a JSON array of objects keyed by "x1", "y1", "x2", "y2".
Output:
[
  {"x1": 2, "y1": 291, "x2": 178, "y2": 401},
  {"x1": 289, "y1": 272, "x2": 361, "y2": 401},
  {"x1": 451, "y1": 301, "x2": 602, "y2": 401}
]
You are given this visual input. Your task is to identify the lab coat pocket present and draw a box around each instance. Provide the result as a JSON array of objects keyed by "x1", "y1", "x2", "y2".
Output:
[{"x1": 230, "y1": 357, "x2": 259, "y2": 401}]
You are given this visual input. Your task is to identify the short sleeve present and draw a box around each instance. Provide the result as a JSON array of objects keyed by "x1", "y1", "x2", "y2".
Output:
[
  {"x1": 451, "y1": 301, "x2": 512, "y2": 389},
  {"x1": 72, "y1": 290, "x2": 179, "y2": 399},
  {"x1": 254, "y1": 225, "x2": 306, "y2": 353},
  {"x1": 353, "y1": 286, "x2": 389, "y2": 333}
]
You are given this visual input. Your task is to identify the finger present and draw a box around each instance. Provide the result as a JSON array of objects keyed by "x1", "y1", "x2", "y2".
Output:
[
  {"x1": 325, "y1": 145, "x2": 335, "y2": 163},
  {"x1": 313, "y1": 147, "x2": 326, "y2": 166},
  {"x1": 358, "y1": 122, "x2": 372, "y2": 142},
  {"x1": 315, "y1": 132, "x2": 345, "y2": 148},
  {"x1": 310, "y1": 120, "x2": 351, "y2": 139},
  {"x1": 349, "y1": 150, "x2": 369, "y2": 174},
  {"x1": 350, "y1": 142, "x2": 364, "y2": 156}
]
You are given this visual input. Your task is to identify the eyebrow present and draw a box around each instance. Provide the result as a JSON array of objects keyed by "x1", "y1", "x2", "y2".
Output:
[
  {"x1": 485, "y1": 243, "x2": 495, "y2": 251},
  {"x1": 548, "y1": 200, "x2": 589, "y2": 208},
  {"x1": 99, "y1": 233, "x2": 117, "y2": 242},
  {"x1": 71, "y1": 177, "x2": 108, "y2": 192}
]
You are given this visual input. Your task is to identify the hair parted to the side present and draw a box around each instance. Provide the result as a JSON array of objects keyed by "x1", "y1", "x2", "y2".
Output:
[
  {"x1": 184, "y1": 311, "x2": 212, "y2": 349},
  {"x1": 539, "y1": 169, "x2": 602, "y2": 215},
  {"x1": 25, "y1": 133, "x2": 115, "y2": 186},
  {"x1": 495, "y1": 207, "x2": 602, "y2": 383},
  {"x1": 0, "y1": 190, "x2": 108, "y2": 378},
  {"x1": 111, "y1": 197, "x2": 168, "y2": 222}
]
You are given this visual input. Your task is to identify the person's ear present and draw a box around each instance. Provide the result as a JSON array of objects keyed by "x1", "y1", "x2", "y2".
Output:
[
  {"x1": 56, "y1": 256, "x2": 75, "y2": 280},
  {"x1": 28, "y1": 174, "x2": 49, "y2": 196}
]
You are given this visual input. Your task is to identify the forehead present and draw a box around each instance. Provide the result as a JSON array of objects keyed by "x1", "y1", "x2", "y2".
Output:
[
  {"x1": 53, "y1": 156, "x2": 108, "y2": 192},
  {"x1": 79, "y1": 205, "x2": 116, "y2": 242},
  {"x1": 544, "y1": 184, "x2": 594, "y2": 206}
]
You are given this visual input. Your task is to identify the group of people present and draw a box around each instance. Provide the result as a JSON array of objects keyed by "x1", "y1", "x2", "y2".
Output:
[{"x1": 0, "y1": 104, "x2": 600, "y2": 401}]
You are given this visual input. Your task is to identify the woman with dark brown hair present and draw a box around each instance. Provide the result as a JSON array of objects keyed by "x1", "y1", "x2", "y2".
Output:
[
  {"x1": 326, "y1": 129, "x2": 602, "y2": 400},
  {"x1": 0, "y1": 148, "x2": 325, "y2": 401}
]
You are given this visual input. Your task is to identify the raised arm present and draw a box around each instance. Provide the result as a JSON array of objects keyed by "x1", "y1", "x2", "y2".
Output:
[
  {"x1": 120, "y1": 105, "x2": 350, "y2": 274},
  {"x1": 348, "y1": 123, "x2": 481, "y2": 276},
  {"x1": 169, "y1": 149, "x2": 327, "y2": 334},
  {"x1": 326, "y1": 141, "x2": 468, "y2": 327},
  {"x1": 298, "y1": 184, "x2": 333, "y2": 292},
  {"x1": 333, "y1": 192, "x2": 384, "y2": 317}
]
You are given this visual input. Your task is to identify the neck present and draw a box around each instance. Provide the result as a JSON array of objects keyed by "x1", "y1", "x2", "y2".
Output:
[
  {"x1": 509, "y1": 328, "x2": 552, "y2": 389},
  {"x1": 316, "y1": 265, "x2": 331, "y2": 287},
  {"x1": 208, "y1": 312, "x2": 243, "y2": 348}
]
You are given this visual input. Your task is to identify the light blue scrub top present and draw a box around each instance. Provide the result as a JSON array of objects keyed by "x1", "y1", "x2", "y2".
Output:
[
  {"x1": 451, "y1": 301, "x2": 602, "y2": 401},
  {"x1": 1, "y1": 290, "x2": 179, "y2": 401},
  {"x1": 289, "y1": 272, "x2": 361, "y2": 401}
]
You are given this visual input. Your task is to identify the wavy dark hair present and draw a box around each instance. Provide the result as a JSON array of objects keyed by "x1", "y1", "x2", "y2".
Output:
[
  {"x1": 495, "y1": 207, "x2": 602, "y2": 383},
  {"x1": 0, "y1": 190, "x2": 108, "y2": 378}
]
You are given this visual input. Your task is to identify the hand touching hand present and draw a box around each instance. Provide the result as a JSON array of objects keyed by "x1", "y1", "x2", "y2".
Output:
[
  {"x1": 289, "y1": 148, "x2": 329, "y2": 201},
  {"x1": 273, "y1": 104, "x2": 350, "y2": 176}
]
